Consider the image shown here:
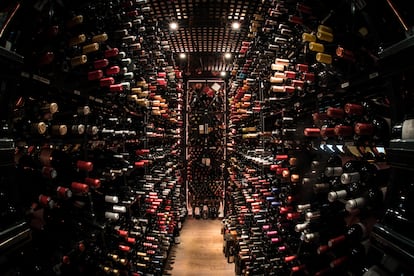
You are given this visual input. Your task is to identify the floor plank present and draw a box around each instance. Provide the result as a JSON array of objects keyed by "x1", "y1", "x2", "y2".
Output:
[{"x1": 165, "y1": 218, "x2": 234, "y2": 276}]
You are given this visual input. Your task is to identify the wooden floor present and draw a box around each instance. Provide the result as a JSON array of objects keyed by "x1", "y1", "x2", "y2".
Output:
[{"x1": 164, "y1": 218, "x2": 235, "y2": 276}]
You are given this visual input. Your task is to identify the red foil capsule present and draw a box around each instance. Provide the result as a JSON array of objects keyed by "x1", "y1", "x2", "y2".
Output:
[
  {"x1": 71, "y1": 182, "x2": 89, "y2": 193},
  {"x1": 288, "y1": 15, "x2": 303, "y2": 25},
  {"x1": 94, "y1": 59, "x2": 109, "y2": 69},
  {"x1": 271, "y1": 237, "x2": 280, "y2": 243},
  {"x1": 106, "y1": 66, "x2": 120, "y2": 75},
  {"x1": 276, "y1": 167, "x2": 288, "y2": 175},
  {"x1": 304, "y1": 128, "x2": 321, "y2": 137},
  {"x1": 354, "y1": 122, "x2": 374, "y2": 136},
  {"x1": 296, "y1": 63, "x2": 308, "y2": 72},
  {"x1": 42, "y1": 166, "x2": 57, "y2": 179},
  {"x1": 296, "y1": 3, "x2": 312, "y2": 14},
  {"x1": 292, "y1": 265, "x2": 306, "y2": 272},
  {"x1": 284, "y1": 71, "x2": 296, "y2": 79},
  {"x1": 118, "y1": 230, "x2": 128, "y2": 237},
  {"x1": 336, "y1": 47, "x2": 355, "y2": 62},
  {"x1": 292, "y1": 80, "x2": 304, "y2": 88},
  {"x1": 119, "y1": 245, "x2": 131, "y2": 252},
  {"x1": 100, "y1": 77, "x2": 115, "y2": 87},
  {"x1": 287, "y1": 212, "x2": 301, "y2": 220},
  {"x1": 313, "y1": 112, "x2": 329, "y2": 123},
  {"x1": 157, "y1": 78, "x2": 167, "y2": 86},
  {"x1": 327, "y1": 107, "x2": 345, "y2": 119},
  {"x1": 266, "y1": 231, "x2": 278, "y2": 236},
  {"x1": 303, "y1": 72, "x2": 315, "y2": 82},
  {"x1": 135, "y1": 161, "x2": 145, "y2": 167},
  {"x1": 84, "y1": 177, "x2": 101, "y2": 188},
  {"x1": 275, "y1": 155, "x2": 288, "y2": 160},
  {"x1": 39, "y1": 194, "x2": 54, "y2": 207},
  {"x1": 56, "y1": 186, "x2": 72, "y2": 199},
  {"x1": 334, "y1": 125, "x2": 354, "y2": 136},
  {"x1": 127, "y1": 10, "x2": 139, "y2": 17},
  {"x1": 38, "y1": 52, "x2": 55, "y2": 66},
  {"x1": 77, "y1": 160, "x2": 93, "y2": 171},
  {"x1": 328, "y1": 235, "x2": 346, "y2": 247},
  {"x1": 136, "y1": 149, "x2": 150, "y2": 155},
  {"x1": 320, "y1": 127, "x2": 336, "y2": 138},
  {"x1": 344, "y1": 103, "x2": 364, "y2": 115},
  {"x1": 62, "y1": 255, "x2": 70, "y2": 265},
  {"x1": 104, "y1": 48, "x2": 119, "y2": 58},
  {"x1": 284, "y1": 255, "x2": 297, "y2": 262},
  {"x1": 317, "y1": 245, "x2": 330, "y2": 254},
  {"x1": 279, "y1": 206, "x2": 293, "y2": 214},
  {"x1": 46, "y1": 25, "x2": 59, "y2": 38},
  {"x1": 77, "y1": 242, "x2": 85, "y2": 252},
  {"x1": 110, "y1": 84, "x2": 123, "y2": 92},
  {"x1": 87, "y1": 70, "x2": 103, "y2": 81},
  {"x1": 330, "y1": 256, "x2": 348, "y2": 268},
  {"x1": 126, "y1": 237, "x2": 136, "y2": 244},
  {"x1": 284, "y1": 86, "x2": 295, "y2": 93}
]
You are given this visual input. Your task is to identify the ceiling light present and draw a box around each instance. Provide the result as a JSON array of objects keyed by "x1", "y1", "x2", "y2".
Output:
[
  {"x1": 220, "y1": 71, "x2": 227, "y2": 77},
  {"x1": 231, "y1": 21, "x2": 240, "y2": 30},
  {"x1": 224, "y1": 53, "x2": 232, "y2": 59},
  {"x1": 169, "y1": 22, "x2": 178, "y2": 30},
  {"x1": 179, "y1": 53, "x2": 186, "y2": 59}
]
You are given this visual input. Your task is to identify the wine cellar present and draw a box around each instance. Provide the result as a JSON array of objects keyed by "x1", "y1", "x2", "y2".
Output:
[{"x1": 0, "y1": 0, "x2": 414, "y2": 275}]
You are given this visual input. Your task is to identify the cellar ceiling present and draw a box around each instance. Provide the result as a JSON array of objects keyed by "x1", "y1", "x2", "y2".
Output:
[
  {"x1": 146, "y1": 0, "x2": 265, "y2": 77},
  {"x1": 145, "y1": 0, "x2": 414, "y2": 78}
]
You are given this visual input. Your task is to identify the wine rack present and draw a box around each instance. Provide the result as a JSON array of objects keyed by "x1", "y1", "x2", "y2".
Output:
[
  {"x1": 222, "y1": 0, "x2": 414, "y2": 275},
  {"x1": 185, "y1": 80, "x2": 227, "y2": 219},
  {"x1": 0, "y1": 0, "x2": 185, "y2": 275}
]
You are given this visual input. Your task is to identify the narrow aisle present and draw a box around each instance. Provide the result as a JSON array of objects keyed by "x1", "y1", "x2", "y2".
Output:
[{"x1": 165, "y1": 218, "x2": 234, "y2": 276}]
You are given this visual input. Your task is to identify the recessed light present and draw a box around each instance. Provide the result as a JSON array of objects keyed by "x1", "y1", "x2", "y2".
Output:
[
  {"x1": 169, "y1": 22, "x2": 178, "y2": 30},
  {"x1": 231, "y1": 21, "x2": 240, "y2": 30}
]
